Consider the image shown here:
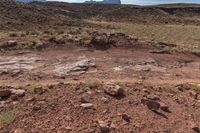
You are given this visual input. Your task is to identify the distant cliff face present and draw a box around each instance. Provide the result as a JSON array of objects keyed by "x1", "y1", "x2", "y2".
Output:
[{"x1": 85, "y1": 0, "x2": 121, "y2": 4}]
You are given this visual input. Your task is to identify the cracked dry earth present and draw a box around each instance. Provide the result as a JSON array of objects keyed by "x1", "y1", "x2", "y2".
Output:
[{"x1": 0, "y1": 45, "x2": 200, "y2": 133}]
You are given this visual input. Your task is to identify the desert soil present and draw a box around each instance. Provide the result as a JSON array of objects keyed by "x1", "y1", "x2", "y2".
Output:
[
  {"x1": 0, "y1": 43, "x2": 199, "y2": 133},
  {"x1": 0, "y1": 1, "x2": 200, "y2": 133}
]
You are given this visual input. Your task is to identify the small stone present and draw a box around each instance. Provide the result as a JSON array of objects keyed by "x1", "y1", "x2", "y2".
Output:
[
  {"x1": 12, "y1": 101, "x2": 19, "y2": 105},
  {"x1": 80, "y1": 95, "x2": 90, "y2": 103},
  {"x1": 50, "y1": 126, "x2": 56, "y2": 130},
  {"x1": 26, "y1": 97, "x2": 36, "y2": 102},
  {"x1": 0, "y1": 89, "x2": 11, "y2": 97},
  {"x1": 146, "y1": 94, "x2": 160, "y2": 101},
  {"x1": 14, "y1": 128, "x2": 24, "y2": 133},
  {"x1": 110, "y1": 122, "x2": 116, "y2": 129},
  {"x1": 121, "y1": 114, "x2": 131, "y2": 122},
  {"x1": 101, "y1": 97, "x2": 108, "y2": 103},
  {"x1": 64, "y1": 126, "x2": 73, "y2": 131},
  {"x1": 33, "y1": 105, "x2": 41, "y2": 111},
  {"x1": 159, "y1": 102, "x2": 170, "y2": 112},
  {"x1": 7, "y1": 40, "x2": 18, "y2": 47},
  {"x1": 104, "y1": 84, "x2": 124, "y2": 97},
  {"x1": 10, "y1": 89, "x2": 25, "y2": 97},
  {"x1": 10, "y1": 95, "x2": 19, "y2": 101},
  {"x1": 141, "y1": 98, "x2": 160, "y2": 111},
  {"x1": 98, "y1": 120, "x2": 110, "y2": 133},
  {"x1": 34, "y1": 87, "x2": 44, "y2": 95},
  {"x1": 142, "y1": 89, "x2": 150, "y2": 94},
  {"x1": 189, "y1": 90, "x2": 198, "y2": 99},
  {"x1": 81, "y1": 103, "x2": 93, "y2": 109},
  {"x1": 86, "y1": 91, "x2": 93, "y2": 95}
]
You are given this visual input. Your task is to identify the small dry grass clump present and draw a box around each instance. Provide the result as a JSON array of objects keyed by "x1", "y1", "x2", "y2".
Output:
[
  {"x1": 82, "y1": 34, "x2": 92, "y2": 46},
  {"x1": 84, "y1": 78, "x2": 101, "y2": 89},
  {"x1": 0, "y1": 110, "x2": 16, "y2": 126},
  {"x1": 190, "y1": 49, "x2": 200, "y2": 57},
  {"x1": 189, "y1": 83, "x2": 200, "y2": 92},
  {"x1": 9, "y1": 32, "x2": 18, "y2": 37},
  {"x1": 27, "y1": 85, "x2": 46, "y2": 95},
  {"x1": 0, "y1": 32, "x2": 7, "y2": 39}
]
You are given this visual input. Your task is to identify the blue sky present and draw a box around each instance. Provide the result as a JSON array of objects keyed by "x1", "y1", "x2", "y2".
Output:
[{"x1": 47, "y1": 0, "x2": 200, "y2": 5}]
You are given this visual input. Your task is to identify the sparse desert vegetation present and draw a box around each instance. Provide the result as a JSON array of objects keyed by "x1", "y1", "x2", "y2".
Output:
[
  {"x1": 0, "y1": 1, "x2": 199, "y2": 133},
  {"x1": 0, "y1": 110, "x2": 16, "y2": 126}
]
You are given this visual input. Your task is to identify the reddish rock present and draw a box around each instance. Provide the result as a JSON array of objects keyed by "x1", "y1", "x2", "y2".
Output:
[
  {"x1": 104, "y1": 84, "x2": 124, "y2": 97},
  {"x1": 159, "y1": 102, "x2": 170, "y2": 112}
]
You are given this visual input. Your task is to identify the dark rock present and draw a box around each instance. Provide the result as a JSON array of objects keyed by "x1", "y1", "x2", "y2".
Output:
[
  {"x1": 33, "y1": 105, "x2": 41, "y2": 111},
  {"x1": 34, "y1": 87, "x2": 44, "y2": 95},
  {"x1": 80, "y1": 95, "x2": 90, "y2": 103},
  {"x1": 142, "y1": 89, "x2": 150, "y2": 94},
  {"x1": 190, "y1": 121, "x2": 200, "y2": 132},
  {"x1": 10, "y1": 95, "x2": 19, "y2": 101},
  {"x1": 141, "y1": 98, "x2": 160, "y2": 111},
  {"x1": 121, "y1": 114, "x2": 131, "y2": 122},
  {"x1": 0, "y1": 89, "x2": 11, "y2": 97}
]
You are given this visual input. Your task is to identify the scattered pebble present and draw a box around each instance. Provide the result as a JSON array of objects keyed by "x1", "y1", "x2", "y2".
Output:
[
  {"x1": 189, "y1": 90, "x2": 198, "y2": 99},
  {"x1": 80, "y1": 95, "x2": 90, "y2": 103},
  {"x1": 80, "y1": 103, "x2": 93, "y2": 109},
  {"x1": 26, "y1": 97, "x2": 36, "y2": 102},
  {"x1": 34, "y1": 87, "x2": 44, "y2": 95},
  {"x1": 98, "y1": 120, "x2": 110, "y2": 133},
  {"x1": 101, "y1": 97, "x2": 109, "y2": 103},
  {"x1": 14, "y1": 128, "x2": 24, "y2": 133},
  {"x1": 142, "y1": 89, "x2": 150, "y2": 94},
  {"x1": 33, "y1": 105, "x2": 41, "y2": 111},
  {"x1": 159, "y1": 102, "x2": 170, "y2": 112},
  {"x1": 121, "y1": 114, "x2": 131, "y2": 122},
  {"x1": 146, "y1": 94, "x2": 160, "y2": 101}
]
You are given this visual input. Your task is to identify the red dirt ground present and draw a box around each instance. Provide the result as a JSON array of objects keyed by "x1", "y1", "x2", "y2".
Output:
[{"x1": 0, "y1": 44, "x2": 199, "y2": 133}]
